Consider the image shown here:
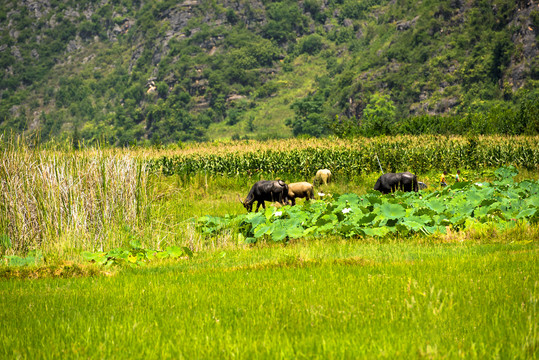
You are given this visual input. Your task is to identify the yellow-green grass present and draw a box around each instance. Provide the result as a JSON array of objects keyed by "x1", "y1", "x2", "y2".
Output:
[{"x1": 0, "y1": 238, "x2": 537, "y2": 359}]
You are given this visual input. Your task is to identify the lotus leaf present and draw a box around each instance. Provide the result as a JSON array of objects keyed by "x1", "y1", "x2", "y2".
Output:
[
  {"x1": 465, "y1": 190, "x2": 483, "y2": 206},
  {"x1": 479, "y1": 199, "x2": 497, "y2": 207},
  {"x1": 449, "y1": 181, "x2": 471, "y2": 190},
  {"x1": 271, "y1": 226, "x2": 287, "y2": 241},
  {"x1": 166, "y1": 246, "x2": 184, "y2": 258},
  {"x1": 425, "y1": 199, "x2": 446, "y2": 214},
  {"x1": 526, "y1": 195, "x2": 539, "y2": 207},
  {"x1": 316, "y1": 213, "x2": 338, "y2": 227},
  {"x1": 244, "y1": 213, "x2": 266, "y2": 228},
  {"x1": 287, "y1": 226, "x2": 305, "y2": 239},
  {"x1": 337, "y1": 193, "x2": 360, "y2": 206},
  {"x1": 302, "y1": 226, "x2": 318, "y2": 237},
  {"x1": 362, "y1": 227, "x2": 390, "y2": 237},
  {"x1": 516, "y1": 208, "x2": 536, "y2": 219},
  {"x1": 423, "y1": 225, "x2": 447, "y2": 235},
  {"x1": 474, "y1": 206, "x2": 490, "y2": 219},
  {"x1": 254, "y1": 224, "x2": 271, "y2": 238},
  {"x1": 245, "y1": 237, "x2": 257, "y2": 244},
  {"x1": 413, "y1": 207, "x2": 436, "y2": 217},
  {"x1": 401, "y1": 215, "x2": 432, "y2": 226},
  {"x1": 318, "y1": 218, "x2": 337, "y2": 233},
  {"x1": 351, "y1": 212, "x2": 377, "y2": 226},
  {"x1": 396, "y1": 220, "x2": 424, "y2": 233},
  {"x1": 379, "y1": 203, "x2": 406, "y2": 219},
  {"x1": 494, "y1": 166, "x2": 518, "y2": 183}
]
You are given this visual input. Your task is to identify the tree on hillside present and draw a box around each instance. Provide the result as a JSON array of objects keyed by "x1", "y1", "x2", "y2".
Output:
[
  {"x1": 361, "y1": 93, "x2": 396, "y2": 136},
  {"x1": 286, "y1": 92, "x2": 329, "y2": 137}
]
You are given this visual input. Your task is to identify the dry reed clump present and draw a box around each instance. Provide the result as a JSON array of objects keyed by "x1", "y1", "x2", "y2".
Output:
[{"x1": 0, "y1": 138, "x2": 149, "y2": 253}]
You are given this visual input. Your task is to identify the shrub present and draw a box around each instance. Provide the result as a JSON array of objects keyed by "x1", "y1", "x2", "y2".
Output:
[{"x1": 298, "y1": 34, "x2": 324, "y2": 55}]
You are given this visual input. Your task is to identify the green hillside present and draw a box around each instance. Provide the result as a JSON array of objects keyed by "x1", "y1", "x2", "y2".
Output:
[{"x1": 0, "y1": 0, "x2": 538, "y2": 144}]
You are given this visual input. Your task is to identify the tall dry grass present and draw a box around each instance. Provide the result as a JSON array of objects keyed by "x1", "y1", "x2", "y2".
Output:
[{"x1": 0, "y1": 136, "x2": 150, "y2": 254}]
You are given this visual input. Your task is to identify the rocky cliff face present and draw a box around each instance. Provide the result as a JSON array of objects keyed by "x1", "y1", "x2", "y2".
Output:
[{"x1": 507, "y1": 1, "x2": 538, "y2": 90}]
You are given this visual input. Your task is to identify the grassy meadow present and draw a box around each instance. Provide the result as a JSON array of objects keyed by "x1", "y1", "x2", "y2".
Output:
[
  {"x1": 1, "y1": 239, "x2": 537, "y2": 359},
  {"x1": 0, "y1": 135, "x2": 538, "y2": 359}
]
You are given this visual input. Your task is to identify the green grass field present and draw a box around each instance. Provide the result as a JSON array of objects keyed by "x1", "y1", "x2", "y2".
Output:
[{"x1": 1, "y1": 239, "x2": 537, "y2": 359}]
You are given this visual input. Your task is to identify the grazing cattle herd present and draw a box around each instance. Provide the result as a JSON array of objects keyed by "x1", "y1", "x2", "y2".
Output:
[{"x1": 240, "y1": 169, "x2": 424, "y2": 212}]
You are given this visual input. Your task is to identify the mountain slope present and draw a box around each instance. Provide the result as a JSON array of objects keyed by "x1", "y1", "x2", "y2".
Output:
[{"x1": 0, "y1": 0, "x2": 537, "y2": 144}]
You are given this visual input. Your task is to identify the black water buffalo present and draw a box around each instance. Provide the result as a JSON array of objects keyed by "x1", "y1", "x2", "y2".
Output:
[
  {"x1": 239, "y1": 180, "x2": 289, "y2": 212},
  {"x1": 374, "y1": 172, "x2": 419, "y2": 194}
]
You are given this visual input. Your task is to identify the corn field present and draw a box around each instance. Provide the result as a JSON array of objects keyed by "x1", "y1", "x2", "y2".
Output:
[
  {"x1": 148, "y1": 136, "x2": 539, "y2": 178},
  {"x1": 0, "y1": 137, "x2": 150, "y2": 253}
]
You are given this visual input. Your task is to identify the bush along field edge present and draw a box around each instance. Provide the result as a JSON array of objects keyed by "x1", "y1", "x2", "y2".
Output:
[{"x1": 0, "y1": 240, "x2": 194, "y2": 279}]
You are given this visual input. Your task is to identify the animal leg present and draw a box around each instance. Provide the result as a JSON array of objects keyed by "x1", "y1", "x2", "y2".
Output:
[{"x1": 279, "y1": 192, "x2": 286, "y2": 205}]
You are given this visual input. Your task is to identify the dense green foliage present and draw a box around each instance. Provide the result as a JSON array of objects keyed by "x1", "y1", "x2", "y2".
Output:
[
  {"x1": 1, "y1": 250, "x2": 43, "y2": 267},
  {"x1": 0, "y1": 0, "x2": 538, "y2": 144},
  {"x1": 81, "y1": 241, "x2": 193, "y2": 267}
]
